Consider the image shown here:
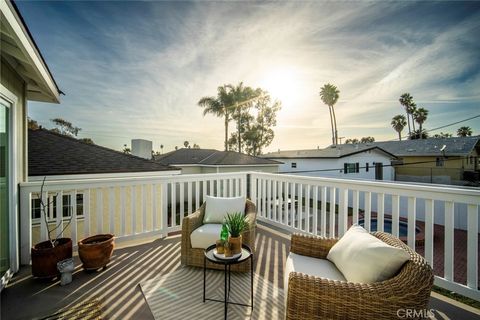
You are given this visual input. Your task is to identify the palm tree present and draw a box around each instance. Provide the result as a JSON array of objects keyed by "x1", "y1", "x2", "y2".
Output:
[
  {"x1": 319, "y1": 84, "x2": 340, "y2": 145},
  {"x1": 391, "y1": 115, "x2": 407, "y2": 141},
  {"x1": 413, "y1": 107, "x2": 428, "y2": 137},
  {"x1": 198, "y1": 85, "x2": 233, "y2": 151},
  {"x1": 457, "y1": 126, "x2": 473, "y2": 137},
  {"x1": 160, "y1": 144, "x2": 164, "y2": 154},
  {"x1": 399, "y1": 93, "x2": 415, "y2": 137}
]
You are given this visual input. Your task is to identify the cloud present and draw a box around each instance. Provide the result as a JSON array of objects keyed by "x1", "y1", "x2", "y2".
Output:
[{"x1": 20, "y1": 1, "x2": 480, "y2": 152}]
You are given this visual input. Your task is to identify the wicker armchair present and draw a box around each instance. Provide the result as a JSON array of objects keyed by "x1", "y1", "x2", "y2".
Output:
[
  {"x1": 181, "y1": 199, "x2": 256, "y2": 272},
  {"x1": 285, "y1": 232, "x2": 434, "y2": 320}
]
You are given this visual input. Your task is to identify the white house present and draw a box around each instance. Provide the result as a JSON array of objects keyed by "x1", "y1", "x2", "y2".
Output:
[
  {"x1": 261, "y1": 144, "x2": 396, "y2": 181},
  {"x1": 1, "y1": 0, "x2": 61, "y2": 289}
]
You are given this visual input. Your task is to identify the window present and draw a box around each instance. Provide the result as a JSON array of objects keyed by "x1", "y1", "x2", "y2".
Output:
[
  {"x1": 291, "y1": 162, "x2": 297, "y2": 168},
  {"x1": 436, "y1": 157, "x2": 444, "y2": 167},
  {"x1": 32, "y1": 192, "x2": 84, "y2": 221},
  {"x1": 344, "y1": 163, "x2": 359, "y2": 174},
  {"x1": 366, "y1": 163, "x2": 369, "y2": 172}
]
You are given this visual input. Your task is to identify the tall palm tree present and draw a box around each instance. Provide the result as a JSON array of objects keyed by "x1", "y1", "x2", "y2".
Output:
[
  {"x1": 198, "y1": 85, "x2": 233, "y2": 151},
  {"x1": 399, "y1": 93, "x2": 415, "y2": 136},
  {"x1": 160, "y1": 144, "x2": 164, "y2": 154},
  {"x1": 319, "y1": 84, "x2": 340, "y2": 145},
  {"x1": 391, "y1": 115, "x2": 407, "y2": 141},
  {"x1": 413, "y1": 107, "x2": 428, "y2": 136},
  {"x1": 457, "y1": 126, "x2": 473, "y2": 137}
]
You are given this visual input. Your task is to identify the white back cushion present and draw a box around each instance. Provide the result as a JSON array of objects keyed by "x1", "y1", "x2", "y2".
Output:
[
  {"x1": 190, "y1": 224, "x2": 222, "y2": 249},
  {"x1": 203, "y1": 195, "x2": 246, "y2": 224},
  {"x1": 327, "y1": 225, "x2": 410, "y2": 284}
]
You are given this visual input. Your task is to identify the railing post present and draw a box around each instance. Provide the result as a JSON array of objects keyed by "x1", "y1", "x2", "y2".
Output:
[
  {"x1": 338, "y1": 187, "x2": 348, "y2": 236},
  {"x1": 249, "y1": 173, "x2": 256, "y2": 204},
  {"x1": 162, "y1": 181, "x2": 168, "y2": 236}
]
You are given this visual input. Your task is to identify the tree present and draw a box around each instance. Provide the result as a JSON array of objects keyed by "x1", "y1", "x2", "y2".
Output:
[
  {"x1": 229, "y1": 82, "x2": 262, "y2": 153},
  {"x1": 413, "y1": 107, "x2": 428, "y2": 136},
  {"x1": 193, "y1": 143, "x2": 200, "y2": 149},
  {"x1": 28, "y1": 117, "x2": 39, "y2": 130},
  {"x1": 319, "y1": 83, "x2": 340, "y2": 145},
  {"x1": 183, "y1": 141, "x2": 189, "y2": 148},
  {"x1": 175, "y1": 146, "x2": 178, "y2": 150},
  {"x1": 360, "y1": 136, "x2": 375, "y2": 143},
  {"x1": 457, "y1": 126, "x2": 473, "y2": 137},
  {"x1": 345, "y1": 138, "x2": 359, "y2": 144},
  {"x1": 79, "y1": 138, "x2": 94, "y2": 145},
  {"x1": 391, "y1": 115, "x2": 407, "y2": 141},
  {"x1": 409, "y1": 129, "x2": 428, "y2": 140},
  {"x1": 432, "y1": 132, "x2": 452, "y2": 138},
  {"x1": 50, "y1": 118, "x2": 81, "y2": 137},
  {"x1": 198, "y1": 85, "x2": 234, "y2": 151},
  {"x1": 243, "y1": 92, "x2": 281, "y2": 156},
  {"x1": 160, "y1": 144, "x2": 164, "y2": 154},
  {"x1": 399, "y1": 93, "x2": 416, "y2": 137},
  {"x1": 122, "y1": 144, "x2": 131, "y2": 154}
]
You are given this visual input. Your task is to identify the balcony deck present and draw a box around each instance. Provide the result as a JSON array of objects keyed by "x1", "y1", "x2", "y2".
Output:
[{"x1": 2, "y1": 223, "x2": 480, "y2": 320}]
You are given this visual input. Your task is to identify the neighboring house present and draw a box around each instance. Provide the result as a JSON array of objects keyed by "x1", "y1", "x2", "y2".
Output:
[
  {"x1": 261, "y1": 144, "x2": 396, "y2": 181},
  {"x1": 154, "y1": 148, "x2": 281, "y2": 174},
  {"x1": 1, "y1": 0, "x2": 61, "y2": 288},
  {"x1": 373, "y1": 136, "x2": 480, "y2": 185},
  {"x1": 28, "y1": 129, "x2": 180, "y2": 245}
]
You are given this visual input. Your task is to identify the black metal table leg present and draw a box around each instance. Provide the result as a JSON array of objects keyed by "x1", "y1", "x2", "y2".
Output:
[
  {"x1": 203, "y1": 255, "x2": 206, "y2": 303},
  {"x1": 250, "y1": 254, "x2": 254, "y2": 310},
  {"x1": 224, "y1": 263, "x2": 228, "y2": 320}
]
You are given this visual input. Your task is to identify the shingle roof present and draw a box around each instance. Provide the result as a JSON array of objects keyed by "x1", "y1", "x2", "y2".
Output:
[
  {"x1": 372, "y1": 136, "x2": 480, "y2": 157},
  {"x1": 155, "y1": 149, "x2": 281, "y2": 166},
  {"x1": 28, "y1": 129, "x2": 177, "y2": 176},
  {"x1": 261, "y1": 144, "x2": 395, "y2": 159}
]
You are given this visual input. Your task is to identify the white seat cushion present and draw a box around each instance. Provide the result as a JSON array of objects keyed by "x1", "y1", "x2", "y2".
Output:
[
  {"x1": 284, "y1": 252, "x2": 346, "y2": 301},
  {"x1": 190, "y1": 223, "x2": 222, "y2": 249},
  {"x1": 327, "y1": 225, "x2": 410, "y2": 284},
  {"x1": 203, "y1": 195, "x2": 246, "y2": 224}
]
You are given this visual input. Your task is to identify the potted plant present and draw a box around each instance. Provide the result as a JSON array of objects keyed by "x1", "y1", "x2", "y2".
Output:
[
  {"x1": 31, "y1": 177, "x2": 73, "y2": 279},
  {"x1": 225, "y1": 212, "x2": 248, "y2": 254},
  {"x1": 78, "y1": 233, "x2": 115, "y2": 271}
]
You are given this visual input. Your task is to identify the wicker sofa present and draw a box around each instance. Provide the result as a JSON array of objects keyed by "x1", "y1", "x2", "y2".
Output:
[
  {"x1": 285, "y1": 232, "x2": 434, "y2": 320},
  {"x1": 181, "y1": 199, "x2": 256, "y2": 272}
]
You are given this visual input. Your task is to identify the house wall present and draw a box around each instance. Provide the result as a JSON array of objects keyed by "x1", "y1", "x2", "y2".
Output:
[
  {"x1": 271, "y1": 149, "x2": 394, "y2": 181},
  {"x1": 395, "y1": 155, "x2": 474, "y2": 184},
  {"x1": 177, "y1": 166, "x2": 202, "y2": 174},
  {"x1": 1, "y1": 59, "x2": 27, "y2": 183},
  {"x1": 177, "y1": 165, "x2": 279, "y2": 174}
]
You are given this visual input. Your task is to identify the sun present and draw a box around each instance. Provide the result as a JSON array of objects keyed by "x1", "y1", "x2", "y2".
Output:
[{"x1": 259, "y1": 67, "x2": 302, "y2": 108}]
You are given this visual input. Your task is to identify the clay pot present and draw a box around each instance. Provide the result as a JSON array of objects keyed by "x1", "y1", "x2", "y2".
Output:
[
  {"x1": 31, "y1": 238, "x2": 72, "y2": 279},
  {"x1": 228, "y1": 235, "x2": 242, "y2": 254},
  {"x1": 78, "y1": 234, "x2": 115, "y2": 270}
]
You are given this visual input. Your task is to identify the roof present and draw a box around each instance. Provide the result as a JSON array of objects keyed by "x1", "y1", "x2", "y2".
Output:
[
  {"x1": 1, "y1": 0, "x2": 61, "y2": 102},
  {"x1": 155, "y1": 148, "x2": 281, "y2": 166},
  {"x1": 261, "y1": 144, "x2": 396, "y2": 159},
  {"x1": 372, "y1": 136, "x2": 480, "y2": 157},
  {"x1": 28, "y1": 129, "x2": 177, "y2": 176}
]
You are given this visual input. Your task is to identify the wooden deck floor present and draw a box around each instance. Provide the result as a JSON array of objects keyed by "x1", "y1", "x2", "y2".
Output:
[{"x1": 1, "y1": 223, "x2": 479, "y2": 320}]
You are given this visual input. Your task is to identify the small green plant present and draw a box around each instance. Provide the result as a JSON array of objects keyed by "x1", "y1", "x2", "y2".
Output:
[{"x1": 225, "y1": 212, "x2": 248, "y2": 237}]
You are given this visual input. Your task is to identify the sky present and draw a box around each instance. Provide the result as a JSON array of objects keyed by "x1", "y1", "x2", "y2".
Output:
[{"x1": 18, "y1": 1, "x2": 480, "y2": 153}]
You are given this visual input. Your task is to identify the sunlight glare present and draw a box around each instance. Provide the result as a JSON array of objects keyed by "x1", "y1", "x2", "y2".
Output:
[{"x1": 259, "y1": 67, "x2": 302, "y2": 109}]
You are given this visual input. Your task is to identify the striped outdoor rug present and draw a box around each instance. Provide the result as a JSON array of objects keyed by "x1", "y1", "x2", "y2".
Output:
[{"x1": 140, "y1": 267, "x2": 284, "y2": 320}]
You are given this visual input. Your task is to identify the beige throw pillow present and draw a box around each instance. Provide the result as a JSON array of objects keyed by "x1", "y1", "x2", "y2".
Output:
[
  {"x1": 203, "y1": 195, "x2": 246, "y2": 224},
  {"x1": 327, "y1": 225, "x2": 410, "y2": 284}
]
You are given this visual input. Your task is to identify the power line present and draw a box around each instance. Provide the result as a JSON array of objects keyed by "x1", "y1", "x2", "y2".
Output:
[
  {"x1": 278, "y1": 157, "x2": 466, "y2": 175},
  {"x1": 389, "y1": 114, "x2": 480, "y2": 141}
]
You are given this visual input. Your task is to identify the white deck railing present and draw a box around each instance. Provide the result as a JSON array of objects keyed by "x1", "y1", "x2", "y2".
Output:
[{"x1": 19, "y1": 172, "x2": 480, "y2": 300}]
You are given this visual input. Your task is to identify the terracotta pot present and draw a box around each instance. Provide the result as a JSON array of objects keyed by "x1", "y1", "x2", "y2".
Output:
[
  {"x1": 228, "y1": 235, "x2": 242, "y2": 254},
  {"x1": 31, "y1": 238, "x2": 72, "y2": 279},
  {"x1": 78, "y1": 234, "x2": 115, "y2": 270}
]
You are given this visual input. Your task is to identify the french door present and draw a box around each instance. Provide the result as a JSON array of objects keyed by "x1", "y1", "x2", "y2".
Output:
[{"x1": 0, "y1": 99, "x2": 10, "y2": 279}]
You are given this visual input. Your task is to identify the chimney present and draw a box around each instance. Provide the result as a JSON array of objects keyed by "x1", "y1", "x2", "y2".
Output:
[{"x1": 131, "y1": 139, "x2": 152, "y2": 159}]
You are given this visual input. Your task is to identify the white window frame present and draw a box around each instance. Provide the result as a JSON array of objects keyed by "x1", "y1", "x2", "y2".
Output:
[
  {"x1": 31, "y1": 191, "x2": 85, "y2": 225},
  {"x1": 0, "y1": 85, "x2": 19, "y2": 284}
]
